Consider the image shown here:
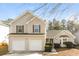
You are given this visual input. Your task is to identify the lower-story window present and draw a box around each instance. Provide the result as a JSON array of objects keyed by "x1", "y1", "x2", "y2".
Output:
[{"x1": 46, "y1": 38, "x2": 53, "y2": 44}]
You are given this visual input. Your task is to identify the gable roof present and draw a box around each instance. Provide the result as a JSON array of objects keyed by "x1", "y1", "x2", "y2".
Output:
[
  {"x1": 26, "y1": 16, "x2": 46, "y2": 24},
  {"x1": 9, "y1": 11, "x2": 34, "y2": 25},
  {"x1": 9, "y1": 11, "x2": 46, "y2": 25},
  {"x1": 47, "y1": 30, "x2": 75, "y2": 39},
  {"x1": 47, "y1": 30, "x2": 62, "y2": 38}
]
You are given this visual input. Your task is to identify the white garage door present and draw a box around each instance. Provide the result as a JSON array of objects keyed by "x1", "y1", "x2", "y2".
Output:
[
  {"x1": 11, "y1": 39, "x2": 26, "y2": 51},
  {"x1": 29, "y1": 40, "x2": 43, "y2": 51}
]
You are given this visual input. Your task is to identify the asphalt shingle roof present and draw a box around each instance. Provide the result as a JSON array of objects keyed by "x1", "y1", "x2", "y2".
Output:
[{"x1": 47, "y1": 30, "x2": 62, "y2": 38}]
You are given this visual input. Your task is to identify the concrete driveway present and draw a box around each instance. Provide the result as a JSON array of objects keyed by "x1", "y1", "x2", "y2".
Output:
[
  {"x1": 3, "y1": 52, "x2": 43, "y2": 56},
  {"x1": 3, "y1": 48, "x2": 79, "y2": 56}
]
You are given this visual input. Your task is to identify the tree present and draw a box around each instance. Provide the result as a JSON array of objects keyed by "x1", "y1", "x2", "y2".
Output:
[
  {"x1": 48, "y1": 17, "x2": 79, "y2": 32},
  {"x1": 48, "y1": 21, "x2": 53, "y2": 30},
  {"x1": 67, "y1": 20, "x2": 79, "y2": 33},
  {"x1": 61, "y1": 19, "x2": 67, "y2": 30},
  {"x1": 67, "y1": 20, "x2": 74, "y2": 32},
  {"x1": 53, "y1": 18, "x2": 62, "y2": 30},
  {"x1": 48, "y1": 18, "x2": 62, "y2": 30},
  {"x1": 53, "y1": 20, "x2": 60, "y2": 30},
  {"x1": 2, "y1": 18, "x2": 13, "y2": 26}
]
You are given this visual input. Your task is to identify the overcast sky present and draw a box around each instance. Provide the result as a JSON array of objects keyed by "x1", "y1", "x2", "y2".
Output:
[{"x1": 0, "y1": 3, "x2": 79, "y2": 21}]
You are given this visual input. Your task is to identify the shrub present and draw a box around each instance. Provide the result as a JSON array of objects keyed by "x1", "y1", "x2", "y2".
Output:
[
  {"x1": 54, "y1": 43, "x2": 60, "y2": 48},
  {"x1": 44, "y1": 43, "x2": 52, "y2": 52},
  {"x1": 0, "y1": 45, "x2": 8, "y2": 55},
  {"x1": 1, "y1": 43, "x2": 8, "y2": 46},
  {"x1": 1, "y1": 40, "x2": 8, "y2": 46},
  {"x1": 64, "y1": 42, "x2": 75, "y2": 48},
  {"x1": 0, "y1": 41, "x2": 8, "y2": 55}
]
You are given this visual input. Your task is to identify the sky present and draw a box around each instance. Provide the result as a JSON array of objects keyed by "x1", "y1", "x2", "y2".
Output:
[{"x1": 0, "y1": 3, "x2": 79, "y2": 21}]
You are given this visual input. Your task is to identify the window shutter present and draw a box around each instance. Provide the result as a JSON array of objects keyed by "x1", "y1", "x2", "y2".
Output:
[
  {"x1": 39, "y1": 25, "x2": 40, "y2": 32},
  {"x1": 22, "y1": 26, "x2": 24, "y2": 33},
  {"x1": 16, "y1": 26, "x2": 18, "y2": 33},
  {"x1": 33, "y1": 25, "x2": 34, "y2": 32}
]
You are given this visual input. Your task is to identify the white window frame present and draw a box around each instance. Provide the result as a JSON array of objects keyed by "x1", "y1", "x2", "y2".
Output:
[{"x1": 33, "y1": 24, "x2": 40, "y2": 33}]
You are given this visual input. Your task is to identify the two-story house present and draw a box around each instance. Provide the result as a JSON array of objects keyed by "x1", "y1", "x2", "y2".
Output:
[
  {"x1": 9, "y1": 11, "x2": 76, "y2": 53},
  {"x1": 9, "y1": 11, "x2": 46, "y2": 52}
]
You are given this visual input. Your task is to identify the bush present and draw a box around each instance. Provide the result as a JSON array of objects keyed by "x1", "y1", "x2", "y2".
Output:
[
  {"x1": 0, "y1": 44, "x2": 8, "y2": 55},
  {"x1": 1, "y1": 40, "x2": 8, "y2": 46},
  {"x1": 1, "y1": 43, "x2": 8, "y2": 46},
  {"x1": 54, "y1": 43, "x2": 60, "y2": 48},
  {"x1": 64, "y1": 42, "x2": 75, "y2": 48},
  {"x1": 44, "y1": 43, "x2": 52, "y2": 52},
  {"x1": 0, "y1": 41, "x2": 8, "y2": 55}
]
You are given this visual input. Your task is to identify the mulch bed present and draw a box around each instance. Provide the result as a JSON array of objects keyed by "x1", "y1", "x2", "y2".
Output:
[{"x1": 0, "y1": 45, "x2": 8, "y2": 55}]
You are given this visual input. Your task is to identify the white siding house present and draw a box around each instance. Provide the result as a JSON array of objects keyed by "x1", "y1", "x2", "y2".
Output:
[{"x1": 0, "y1": 21, "x2": 9, "y2": 43}]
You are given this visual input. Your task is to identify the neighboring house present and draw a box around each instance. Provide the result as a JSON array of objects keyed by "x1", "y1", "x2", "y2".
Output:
[
  {"x1": 9, "y1": 11, "x2": 46, "y2": 52},
  {"x1": 0, "y1": 21, "x2": 9, "y2": 43},
  {"x1": 46, "y1": 30, "x2": 76, "y2": 47},
  {"x1": 74, "y1": 30, "x2": 79, "y2": 44}
]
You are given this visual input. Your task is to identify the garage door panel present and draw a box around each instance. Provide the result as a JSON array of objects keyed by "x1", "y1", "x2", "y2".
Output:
[
  {"x1": 11, "y1": 39, "x2": 26, "y2": 51},
  {"x1": 29, "y1": 40, "x2": 43, "y2": 51}
]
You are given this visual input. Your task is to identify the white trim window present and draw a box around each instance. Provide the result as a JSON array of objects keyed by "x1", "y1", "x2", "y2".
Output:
[
  {"x1": 16, "y1": 25, "x2": 24, "y2": 33},
  {"x1": 33, "y1": 24, "x2": 40, "y2": 33}
]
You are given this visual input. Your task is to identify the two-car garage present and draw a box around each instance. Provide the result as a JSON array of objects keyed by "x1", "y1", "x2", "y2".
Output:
[{"x1": 9, "y1": 38, "x2": 44, "y2": 52}]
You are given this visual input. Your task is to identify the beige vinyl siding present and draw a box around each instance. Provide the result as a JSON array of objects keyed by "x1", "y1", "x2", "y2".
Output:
[
  {"x1": 9, "y1": 12, "x2": 46, "y2": 34},
  {"x1": 27, "y1": 17, "x2": 45, "y2": 33},
  {"x1": 9, "y1": 12, "x2": 34, "y2": 33}
]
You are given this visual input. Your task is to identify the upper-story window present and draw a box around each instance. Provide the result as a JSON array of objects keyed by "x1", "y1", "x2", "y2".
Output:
[
  {"x1": 33, "y1": 24, "x2": 40, "y2": 33},
  {"x1": 16, "y1": 25, "x2": 24, "y2": 33}
]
